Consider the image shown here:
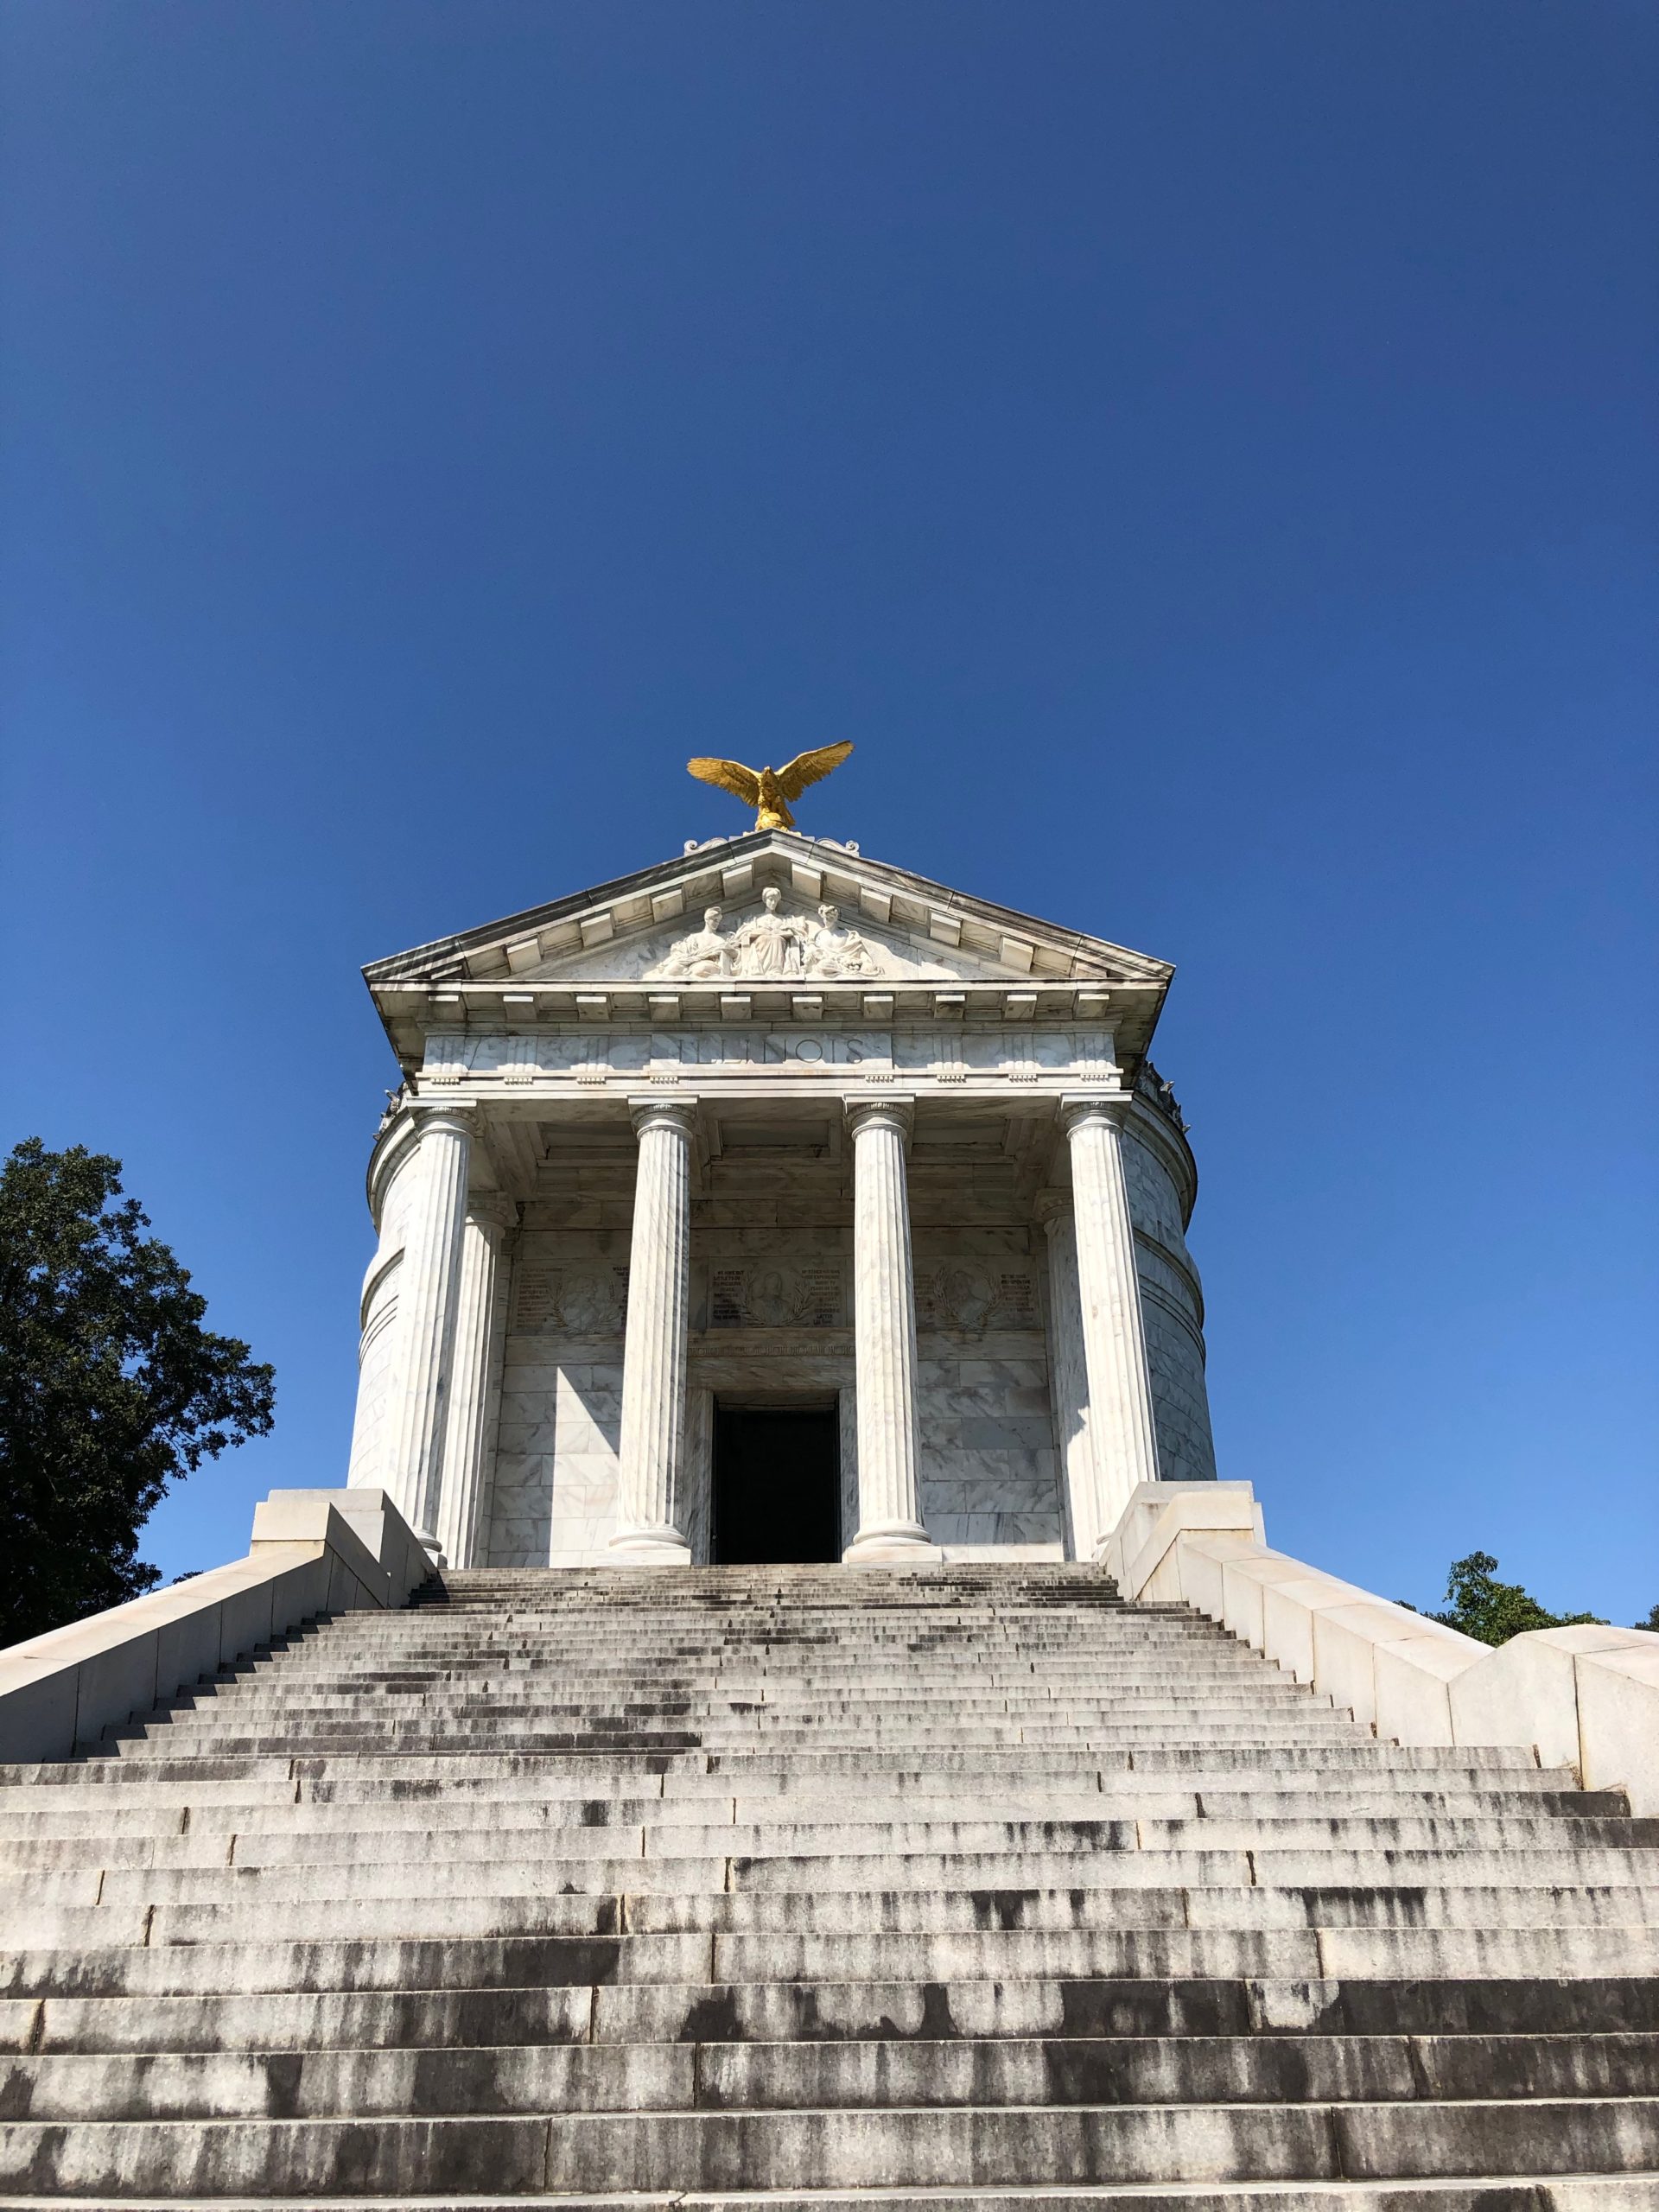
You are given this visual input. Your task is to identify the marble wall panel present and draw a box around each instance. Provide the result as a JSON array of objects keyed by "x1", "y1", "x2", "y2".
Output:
[
  {"x1": 916, "y1": 1343, "x2": 1065, "y2": 1557},
  {"x1": 488, "y1": 1342, "x2": 626, "y2": 1566}
]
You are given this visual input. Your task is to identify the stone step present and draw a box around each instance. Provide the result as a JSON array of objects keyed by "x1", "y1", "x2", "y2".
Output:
[
  {"x1": 16, "y1": 1868, "x2": 1657, "y2": 1936},
  {"x1": 8, "y1": 2186, "x2": 1656, "y2": 2212},
  {"x1": 144, "y1": 1694, "x2": 1328, "y2": 1725},
  {"x1": 10, "y1": 1922, "x2": 1659, "y2": 1997},
  {"x1": 0, "y1": 1778, "x2": 1608, "y2": 1843},
  {"x1": 11, "y1": 1974, "x2": 1658, "y2": 2056},
  {"x1": 223, "y1": 1660, "x2": 1280, "y2": 1682},
  {"x1": 1, "y1": 1791, "x2": 1624, "y2": 1864},
  {"x1": 176, "y1": 1650, "x2": 1295, "y2": 1667},
  {"x1": 6, "y1": 1814, "x2": 1656, "y2": 1881},
  {"x1": 219, "y1": 1626, "x2": 1248, "y2": 1643},
  {"x1": 16, "y1": 1804, "x2": 1651, "y2": 1872},
  {"x1": 13, "y1": 1878, "x2": 1659, "y2": 1945},
  {"x1": 8, "y1": 1743, "x2": 1551, "y2": 1788},
  {"x1": 15, "y1": 1840, "x2": 1656, "y2": 1897},
  {"x1": 10, "y1": 2030, "x2": 1657, "y2": 2122},
  {"x1": 268, "y1": 1659, "x2": 1302, "y2": 1671},
  {"x1": 2, "y1": 2096, "x2": 1655, "y2": 2196},
  {"x1": 105, "y1": 1718, "x2": 1370, "y2": 1751}
]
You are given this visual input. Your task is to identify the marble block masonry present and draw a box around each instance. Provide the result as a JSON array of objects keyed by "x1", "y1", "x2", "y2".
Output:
[{"x1": 344, "y1": 829, "x2": 1218, "y2": 1567}]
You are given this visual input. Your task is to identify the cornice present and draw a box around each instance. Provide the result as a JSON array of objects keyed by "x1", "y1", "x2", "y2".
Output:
[{"x1": 362, "y1": 830, "x2": 1174, "y2": 992}]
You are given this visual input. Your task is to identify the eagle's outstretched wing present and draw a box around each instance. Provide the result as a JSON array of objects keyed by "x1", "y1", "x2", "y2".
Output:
[
  {"x1": 687, "y1": 756, "x2": 762, "y2": 806},
  {"x1": 773, "y1": 741, "x2": 854, "y2": 800}
]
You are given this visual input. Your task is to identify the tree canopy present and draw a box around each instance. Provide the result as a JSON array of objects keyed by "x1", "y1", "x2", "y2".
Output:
[
  {"x1": 0, "y1": 1139, "x2": 276, "y2": 1644},
  {"x1": 1406, "y1": 1550, "x2": 1605, "y2": 1649}
]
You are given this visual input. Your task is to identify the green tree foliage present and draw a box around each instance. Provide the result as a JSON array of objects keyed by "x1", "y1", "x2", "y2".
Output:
[
  {"x1": 0, "y1": 1140, "x2": 276, "y2": 1643},
  {"x1": 1414, "y1": 1551, "x2": 1606, "y2": 1648},
  {"x1": 1636, "y1": 1604, "x2": 1659, "y2": 1632}
]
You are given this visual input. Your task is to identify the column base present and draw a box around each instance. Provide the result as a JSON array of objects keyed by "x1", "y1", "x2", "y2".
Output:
[
  {"x1": 607, "y1": 1526, "x2": 694, "y2": 1566},
  {"x1": 842, "y1": 1522, "x2": 939, "y2": 1567}
]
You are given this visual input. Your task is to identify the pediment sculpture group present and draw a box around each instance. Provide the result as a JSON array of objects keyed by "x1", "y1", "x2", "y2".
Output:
[{"x1": 652, "y1": 887, "x2": 886, "y2": 982}]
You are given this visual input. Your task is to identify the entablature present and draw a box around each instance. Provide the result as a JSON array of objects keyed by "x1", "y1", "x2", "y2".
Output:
[
  {"x1": 411, "y1": 1018, "x2": 1123, "y2": 1099},
  {"x1": 374, "y1": 977, "x2": 1160, "y2": 1074}
]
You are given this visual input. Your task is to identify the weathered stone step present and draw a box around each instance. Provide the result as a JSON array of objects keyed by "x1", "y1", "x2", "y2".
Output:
[
  {"x1": 3, "y1": 1778, "x2": 1607, "y2": 1846},
  {"x1": 11, "y1": 1877, "x2": 1659, "y2": 1945},
  {"x1": 10, "y1": 1973, "x2": 1658, "y2": 2056},
  {"x1": 6, "y1": 2185, "x2": 1656, "y2": 2212},
  {"x1": 19, "y1": 1838, "x2": 1656, "y2": 1903},
  {"x1": 106, "y1": 1714, "x2": 1367, "y2": 1747},
  {"x1": 3, "y1": 2095, "x2": 1655, "y2": 2196},
  {"x1": 10, "y1": 1921, "x2": 1659, "y2": 1999},
  {"x1": 10, "y1": 2030, "x2": 1656, "y2": 2121},
  {"x1": 3, "y1": 1796, "x2": 1626, "y2": 1869},
  {"x1": 710, "y1": 1745, "x2": 1548, "y2": 1774},
  {"x1": 228, "y1": 1659, "x2": 1267, "y2": 1683},
  {"x1": 8, "y1": 1744, "x2": 1551, "y2": 1790},
  {"x1": 27, "y1": 1799, "x2": 1649, "y2": 1856},
  {"x1": 145, "y1": 1694, "x2": 1325, "y2": 1726},
  {"x1": 263, "y1": 1627, "x2": 1202, "y2": 1645}
]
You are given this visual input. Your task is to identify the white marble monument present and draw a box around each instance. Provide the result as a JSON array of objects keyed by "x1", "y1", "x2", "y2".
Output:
[{"x1": 346, "y1": 832, "x2": 1217, "y2": 1567}]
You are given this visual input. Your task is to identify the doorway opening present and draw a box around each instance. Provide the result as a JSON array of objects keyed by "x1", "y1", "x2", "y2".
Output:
[{"x1": 710, "y1": 1401, "x2": 842, "y2": 1565}]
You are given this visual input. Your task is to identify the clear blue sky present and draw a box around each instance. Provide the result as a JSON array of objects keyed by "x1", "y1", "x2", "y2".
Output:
[{"x1": 3, "y1": 2, "x2": 1654, "y2": 1618}]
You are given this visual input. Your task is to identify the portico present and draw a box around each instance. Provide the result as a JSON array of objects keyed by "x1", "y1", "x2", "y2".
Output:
[{"x1": 346, "y1": 832, "x2": 1217, "y2": 1567}]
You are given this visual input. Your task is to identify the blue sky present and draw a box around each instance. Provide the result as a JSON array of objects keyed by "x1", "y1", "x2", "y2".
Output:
[{"x1": 3, "y1": 2, "x2": 1654, "y2": 1618}]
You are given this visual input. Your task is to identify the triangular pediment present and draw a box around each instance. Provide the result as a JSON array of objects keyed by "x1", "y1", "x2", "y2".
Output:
[{"x1": 363, "y1": 830, "x2": 1173, "y2": 995}]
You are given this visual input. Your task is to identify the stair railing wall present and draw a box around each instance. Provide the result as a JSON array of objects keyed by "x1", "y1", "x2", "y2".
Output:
[
  {"x1": 1104, "y1": 1479, "x2": 1659, "y2": 1815},
  {"x1": 0, "y1": 1488, "x2": 429, "y2": 1764}
]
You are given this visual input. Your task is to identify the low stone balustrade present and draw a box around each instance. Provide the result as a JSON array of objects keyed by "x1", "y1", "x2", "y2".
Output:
[
  {"x1": 1103, "y1": 1478, "x2": 1659, "y2": 1814},
  {"x1": 0, "y1": 1488, "x2": 429, "y2": 1764}
]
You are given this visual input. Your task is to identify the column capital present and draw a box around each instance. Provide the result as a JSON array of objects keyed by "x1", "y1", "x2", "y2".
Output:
[
  {"x1": 466, "y1": 1192, "x2": 518, "y2": 1234},
  {"x1": 410, "y1": 1100, "x2": 478, "y2": 1139},
  {"x1": 1058, "y1": 1092, "x2": 1131, "y2": 1136},
  {"x1": 1033, "y1": 1187, "x2": 1073, "y2": 1232},
  {"x1": 627, "y1": 1096, "x2": 699, "y2": 1140},
  {"x1": 846, "y1": 1093, "x2": 916, "y2": 1141}
]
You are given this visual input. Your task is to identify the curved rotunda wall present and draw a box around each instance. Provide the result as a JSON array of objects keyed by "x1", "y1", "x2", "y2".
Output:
[
  {"x1": 345, "y1": 1130, "x2": 420, "y2": 1497},
  {"x1": 1123, "y1": 1099, "x2": 1217, "y2": 1487}
]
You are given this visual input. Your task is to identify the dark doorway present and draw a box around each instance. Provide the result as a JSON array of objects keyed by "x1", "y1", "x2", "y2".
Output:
[{"x1": 711, "y1": 1402, "x2": 841, "y2": 1565}]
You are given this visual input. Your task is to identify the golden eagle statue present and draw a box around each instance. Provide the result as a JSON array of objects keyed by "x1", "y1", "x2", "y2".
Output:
[{"x1": 686, "y1": 741, "x2": 854, "y2": 831}]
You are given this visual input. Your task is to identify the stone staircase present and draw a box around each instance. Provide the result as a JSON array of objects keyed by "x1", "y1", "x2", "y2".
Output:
[{"x1": 1, "y1": 1562, "x2": 1656, "y2": 2207}]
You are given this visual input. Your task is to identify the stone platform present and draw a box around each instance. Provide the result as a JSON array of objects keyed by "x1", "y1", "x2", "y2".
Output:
[{"x1": 0, "y1": 1564, "x2": 1656, "y2": 2204}]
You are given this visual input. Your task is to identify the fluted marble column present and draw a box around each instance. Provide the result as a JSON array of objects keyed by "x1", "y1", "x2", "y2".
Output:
[
  {"x1": 1061, "y1": 1096, "x2": 1161, "y2": 1546},
  {"x1": 384, "y1": 1103, "x2": 474, "y2": 1554},
  {"x1": 1036, "y1": 1191, "x2": 1100, "y2": 1560},
  {"x1": 844, "y1": 1096, "x2": 932, "y2": 1563},
  {"x1": 611, "y1": 1097, "x2": 697, "y2": 1563},
  {"x1": 435, "y1": 1193, "x2": 512, "y2": 1570}
]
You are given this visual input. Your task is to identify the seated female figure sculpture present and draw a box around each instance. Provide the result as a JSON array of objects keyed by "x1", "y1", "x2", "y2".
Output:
[{"x1": 658, "y1": 907, "x2": 731, "y2": 981}]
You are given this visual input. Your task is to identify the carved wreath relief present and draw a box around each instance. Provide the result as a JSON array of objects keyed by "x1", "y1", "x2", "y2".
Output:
[
  {"x1": 652, "y1": 890, "x2": 885, "y2": 982},
  {"x1": 512, "y1": 1265, "x2": 628, "y2": 1335},
  {"x1": 916, "y1": 1262, "x2": 1037, "y2": 1333},
  {"x1": 709, "y1": 1262, "x2": 844, "y2": 1329}
]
